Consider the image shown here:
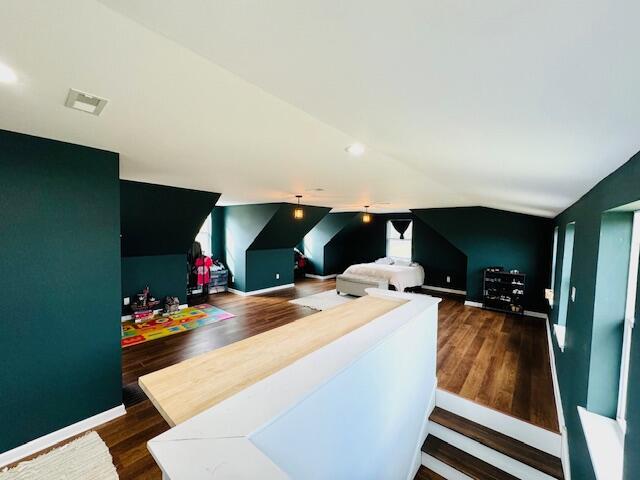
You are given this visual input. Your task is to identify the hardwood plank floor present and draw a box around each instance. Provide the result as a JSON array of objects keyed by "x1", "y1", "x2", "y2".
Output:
[
  {"x1": 7, "y1": 279, "x2": 558, "y2": 479},
  {"x1": 436, "y1": 295, "x2": 559, "y2": 432}
]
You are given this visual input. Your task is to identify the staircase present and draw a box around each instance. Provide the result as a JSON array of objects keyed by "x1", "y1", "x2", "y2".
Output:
[{"x1": 419, "y1": 404, "x2": 564, "y2": 480}]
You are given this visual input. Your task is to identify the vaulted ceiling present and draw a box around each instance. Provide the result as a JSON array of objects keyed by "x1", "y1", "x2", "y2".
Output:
[{"x1": 1, "y1": 1, "x2": 639, "y2": 217}]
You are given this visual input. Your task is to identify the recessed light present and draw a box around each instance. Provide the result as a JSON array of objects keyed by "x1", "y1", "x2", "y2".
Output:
[
  {"x1": 64, "y1": 88, "x2": 108, "y2": 116},
  {"x1": 345, "y1": 143, "x2": 365, "y2": 156},
  {"x1": 0, "y1": 62, "x2": 17, "y2": 84}
]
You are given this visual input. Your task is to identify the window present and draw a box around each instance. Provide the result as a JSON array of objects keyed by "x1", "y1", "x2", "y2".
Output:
[
  {"x1": 557, "y1": 222, "x2": 575, "y2": 327},
  {"x1": 386, "y1": 220, "x2": 412, "y2": 260},
  {"x1": 617, "y1": 210, "x2": 640, "y2": 428},
  {"x1": 195, "y1": 213, "x2": 212, "y2": 257},
  {"x1": 550, "y1": 226, "x2": 559, "y2": 306},
  {"x1": 554, "y1": 222, "x2": 575, "y2": 351}
]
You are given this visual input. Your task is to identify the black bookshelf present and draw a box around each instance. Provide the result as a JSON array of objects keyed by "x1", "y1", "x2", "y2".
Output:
[{"x1": 483, "y1": 267, "x2": 526, "y2": 315}]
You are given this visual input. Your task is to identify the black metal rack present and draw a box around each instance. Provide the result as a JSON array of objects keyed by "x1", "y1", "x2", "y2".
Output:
[{"x1": 483, "y1": 268, "x2": 526, "y2": 315}]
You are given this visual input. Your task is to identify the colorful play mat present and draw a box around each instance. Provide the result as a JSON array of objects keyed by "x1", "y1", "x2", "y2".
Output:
[{"x1": 121, "y1": 304, "x2": 235, "y2": 348}]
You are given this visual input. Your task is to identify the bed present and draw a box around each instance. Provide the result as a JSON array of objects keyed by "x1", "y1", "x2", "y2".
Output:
[{"x1": 342, "y1": 260, "x2": 425, "y2": 293}]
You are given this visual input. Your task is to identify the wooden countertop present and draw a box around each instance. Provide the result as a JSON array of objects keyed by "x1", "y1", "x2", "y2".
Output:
[{"x1": 139, "y1": 294, "x2": 405, "y2": 426}]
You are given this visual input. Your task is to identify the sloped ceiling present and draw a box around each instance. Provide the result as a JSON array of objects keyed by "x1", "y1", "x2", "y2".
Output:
[
  {"x1": 249, "y1": 204, "x2": 331, "y2": 250},
  {"x1": 1, "y1": 1, "x2": 640, "y2": 217},
  {"x1": 121, "y1": 180, "x2": 220, "y2": 256}
]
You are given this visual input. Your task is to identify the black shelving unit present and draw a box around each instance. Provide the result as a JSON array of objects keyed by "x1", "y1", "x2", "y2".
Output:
[{"x1": 483, "y1": 268, "x2": 526, "y2": 315}]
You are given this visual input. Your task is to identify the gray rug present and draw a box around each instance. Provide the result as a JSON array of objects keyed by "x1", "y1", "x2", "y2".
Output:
[
  {"x1": 0, "y1": 432, "x2": 118, "y2": 480},
  {"x1": 289, "y1": 289, "x2": 356, "y2": 311}
]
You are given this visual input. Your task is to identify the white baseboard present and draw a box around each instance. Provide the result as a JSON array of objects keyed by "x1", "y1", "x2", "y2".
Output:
[
  {"x1": 178, "y1": 304, "x2": 188, "y2": 310},
  {"x1": 0, "y1": 404, "x2": 125, "y2": 468},
  {"x1": 435, "y1": 389, "x2": 561, "y2": 457},
  {"x1": 464, "y1": 300, "x2": 483, "y2": 308},
  {"x1": 422, "y1": 452, "x2": 473, "y2": 480},
  {"x1": 228, "y1": 283, "x2": 295, "y2": 296},
  {"x1": 428, "y1": 421, "x2": 556, "y2": 480},
  {"x1": 305, "y1": 273, "x2": 337, "y2": 280},
  {"x1": 422, "y1": 285, "x2": 467, "y2": 295},
  {"x1": 545, "y1": 319, "x2": 570, "y2": 480},
  {"x1": 463, "y1": 301, "x2": 549, "y2": 320}
]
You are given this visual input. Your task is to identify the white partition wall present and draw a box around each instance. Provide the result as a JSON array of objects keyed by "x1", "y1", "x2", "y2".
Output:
[{"x1": 148, "y1": 290, "x2": 439, "y2": 480}]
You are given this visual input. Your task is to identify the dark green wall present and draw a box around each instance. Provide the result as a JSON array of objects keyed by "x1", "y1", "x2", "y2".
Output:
[
  {"x1": 246, "y1": 249, "x2": 295, "y2": 291},
  {"x1": 221, "y1": 203, "x2": 329, "y2": 292},
  {"x1": 120, "y1": 180, "x2": 219, "y2": 303},
  {"x1": 121, "y1": 255, "x2": 187, "y2": 304},
  {"x1": 0, "y1": 130, "x2": 122, "y2": 453},
  {"x1": 120, "y1": 180, "x2": 219, "y2": 257},
  {"x1": 211, "y1": 206, "x2": 225, "y2": 260},
  {"x1": 412, "y1": 218, "x2": 467, "y2": 291},
  {"x1": 413, "y1": 207, "x2": 552, "y2": 310},
  {"x1": 303, "y1": 212, "x2": 360, "y2": 275},
  {"x1": 306, "y1": 212, "x2": 467, "y2": 290},
  {"x1": 548, "y1": 151, "x2": 640, "y2": 480},
  {"x1": 249, "y1": 204, "x2": 330, "y2": 250}
]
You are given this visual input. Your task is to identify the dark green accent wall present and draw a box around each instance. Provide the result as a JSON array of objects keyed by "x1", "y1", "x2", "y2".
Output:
[
  {"x1": 120, "y1": 180, "x2": 219, "y2": 257},
  {"x1": 306, "y1": 212, "x2": 467, "y2": 289},
  {"x1": 249, "y1": 204, "x2": 330, "y2": 250},
  {"x1": 221, "y1": 203, "x2": 329, "y2": 292},
  {"x1": 303, "y1": 212, "x2": 360, "y2": 275},
  {"x1": 119, "y1": 180, "x2": 219, "y2": 303},
  {"x1": 211, "y1": 206, "x2": 225, "y2": 260},
  {"x1": 0, "y1": 130, "x2": 121, "y2": 453},
  {"x1": 412, "y1": 218, "x2": 467, "y2": 291},
  {"x1": 588, "y1": 212, "x2": 632, "y2": 417},
  {"x1": 246, "y1": 249, "x2": 295, "y2": 291},
  {"x1": 413, "y1": 207, "x2": 552, "y2": 310},
  {"x1": 121, "y1": 255, "x2": 187, "y2": 304},
  {"x1": 548, "y1": 151, "x2": 640, "y2": 480}
]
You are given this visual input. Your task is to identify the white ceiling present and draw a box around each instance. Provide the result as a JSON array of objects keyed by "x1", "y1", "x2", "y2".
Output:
[{"x1": 1, "y1": 1, "x2": 639, "y2": 216}]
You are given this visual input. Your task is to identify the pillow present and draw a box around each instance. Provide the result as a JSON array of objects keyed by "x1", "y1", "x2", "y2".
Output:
[
  {"x1": 394, "y1": 258, "x2": 411, "y2": 266},
  {"x1": 375, "y1": 257, "x2": 394, "y2": 265}
]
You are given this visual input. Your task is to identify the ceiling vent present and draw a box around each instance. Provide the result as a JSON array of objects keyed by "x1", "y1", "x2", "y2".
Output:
[{"x1": 64, "y1": 88, "x2": 108, "y2": 115}]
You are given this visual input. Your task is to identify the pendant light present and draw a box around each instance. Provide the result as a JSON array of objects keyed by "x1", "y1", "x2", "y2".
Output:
[
  {"x1": 294, "y1": 195, "x2": 304, "y2": 220},
  {"x1": 362, "y1": 205, "x2": 371, "y2": 223}
]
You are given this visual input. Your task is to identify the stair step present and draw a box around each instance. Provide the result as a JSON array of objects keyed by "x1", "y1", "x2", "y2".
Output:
[
  {"x1": 430, "y1": 407, "x2": 564, "y2": 479},
  {"x1": 422, "y1": 435, "x2": 519, "y2": 480},
  {"x1": 414, "y1": 465, "x2": 447, "y2": 480}
]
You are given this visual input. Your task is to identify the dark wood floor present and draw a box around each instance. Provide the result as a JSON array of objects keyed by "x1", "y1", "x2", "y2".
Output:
[
  {"x1": 9, "y1": 279, "x2": 558, "y2": 479},
  {"x1": 436, "y1": 293, "x2": 559, "y2": 432}
]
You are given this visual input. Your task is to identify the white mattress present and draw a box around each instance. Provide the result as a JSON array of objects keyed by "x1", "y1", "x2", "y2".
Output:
[{"x1": 343, "y1": 262, "x2": 425, "y2": 292}]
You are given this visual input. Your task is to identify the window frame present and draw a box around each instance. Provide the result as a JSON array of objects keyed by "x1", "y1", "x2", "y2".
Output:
[
  {"x1": 385, "y1": 220, "x2": 413, "y2": 261},
  {"x1": 617, "y1": 210, "x2": 640, "y2": 430}
]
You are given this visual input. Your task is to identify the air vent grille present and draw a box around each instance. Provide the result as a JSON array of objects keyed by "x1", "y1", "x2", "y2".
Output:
[{"x1": 64, "y1": 88, "x2": 108, "y2": 115}]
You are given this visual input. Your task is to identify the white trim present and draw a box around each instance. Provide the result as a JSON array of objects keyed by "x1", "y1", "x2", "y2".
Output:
[
  {"x1": 421, "y1": 452, "x2": 473, "y2": 480},
  {"x1": 618, "y1": 209, "x2": 640, "y2": 426},
  {"x1": 578, "y1": 407, "x2": 623, "y2": 480},
  {"x1": 0, "y1": 404, "x2": 125, "y2": 468},
  {"x1": 304, "y1": 273, "x2": 337, "y2": 280},
  {"x1": 435, "y1": 389, "x2": 562, "y2": 457},
  {"x1": 553, "y1": 324, "x2": 566, "y2": 352},
  {"x1": 422, "y1": 285, "x2": 466, "y2": 295},
  {"x1": 464, "y1": 300, "x2": 549, "y2": 320},
  {"x1": 178, "y1": 304, "x2": 188, "y2": 310},
  {"x1": 464, "y1": 300, "x2": 483, "y2": 308},
  {"x1": 428, "y1": 421, "x2": 556, "y2": 480},
  {"x1": 544, "y1": 319, "x2": 570, "y2": 480},
  {"x1": 229, "y1": 283, "x2": 296, "y2": 296}
]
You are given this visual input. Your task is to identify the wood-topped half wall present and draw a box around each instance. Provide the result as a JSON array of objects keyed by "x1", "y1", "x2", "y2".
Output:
[{"x1": 140, "y1": 295, "x2": 405, "y2": 426}]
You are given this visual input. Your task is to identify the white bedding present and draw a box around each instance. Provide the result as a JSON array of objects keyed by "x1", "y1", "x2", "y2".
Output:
[{"x1": 343, "y1": 262, "x2": 425, "y2": 292}]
